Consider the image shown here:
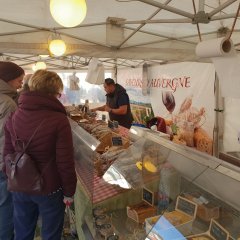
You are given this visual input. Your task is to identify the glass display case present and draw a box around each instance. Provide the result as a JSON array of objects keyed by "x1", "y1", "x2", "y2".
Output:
[{"x1": 70, "y1": 119, "x2": 240, "y2": 240}]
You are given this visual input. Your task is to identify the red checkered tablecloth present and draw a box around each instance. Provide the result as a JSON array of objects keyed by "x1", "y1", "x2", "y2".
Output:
[
  {"x1": 75, "y1": 126, "x2": 129, "y2": 204},
  {"x1": 75, "y1": 163, "x2": 126, "y2": 205}
]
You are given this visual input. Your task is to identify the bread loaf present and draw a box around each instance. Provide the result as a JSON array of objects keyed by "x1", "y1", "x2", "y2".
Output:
[{"x1": 194, "y1": 128, "x2": 213, "y2": 155}]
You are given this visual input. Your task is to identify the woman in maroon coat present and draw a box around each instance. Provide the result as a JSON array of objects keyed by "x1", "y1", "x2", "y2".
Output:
[{"x1": 3, "y1": 70, "x2": 77, "y2": 240}]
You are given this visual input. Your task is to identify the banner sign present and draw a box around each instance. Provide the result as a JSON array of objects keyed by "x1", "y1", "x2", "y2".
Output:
[
  {"x1": 117, "y1": 67, "x2": 151, "y2": 105},
  {"x1": 118, "y1": 62, "x2": 215, "y2": 154},
  {"x1": 117, "y1": 67, "x2": 152, "y2": 125}
]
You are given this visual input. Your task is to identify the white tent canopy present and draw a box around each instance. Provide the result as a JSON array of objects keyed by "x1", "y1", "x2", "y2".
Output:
[{"x1": 0, "y1": 0, "x2": 240, "y2": 70}]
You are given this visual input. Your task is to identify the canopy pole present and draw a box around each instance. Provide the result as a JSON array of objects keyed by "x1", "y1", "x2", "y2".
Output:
[
  {"x1": 213, "y1": 73, "x2": 220, "y2": 157},
  {"x1": 208, "y1": 0, "x2": 237, "y2": 18},
  {"x1": 198, "y1": 0, "x2": 205, "y2": 12},
  {"x1": 117, "y1": 0, "x2": 173, "y2": 48},
  {"x1": 137, "y1": 0, "x2": 194, "y2": 19},
  {"x1": 114, "y1": 59, "x2": 118, "y2": 82}
]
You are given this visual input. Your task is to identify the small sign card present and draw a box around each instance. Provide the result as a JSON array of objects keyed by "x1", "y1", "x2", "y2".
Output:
[
  {"x1": 112, "y1": 136, "x2": 123, "y2": 146},
  {"x1": 108, "y1": 120, "x2": 114, "y2": 129},
  {"x1": 176, "y1": 196, "x2": 197, "y2": 217},
  {"x1": 210, "y1": 219, "x2": 229, "y2": 240},
  {"x1": 142, "y1": 187, "x2": 154, "y2": 206}
]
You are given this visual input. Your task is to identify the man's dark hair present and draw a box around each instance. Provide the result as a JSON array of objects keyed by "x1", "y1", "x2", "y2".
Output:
[{"x1": 105, "y1": 78, "x2": 115, "y2": 86}]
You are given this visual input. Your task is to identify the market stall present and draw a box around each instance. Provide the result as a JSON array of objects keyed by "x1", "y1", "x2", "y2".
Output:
[
  {"x1": 1, "y1": 1, "x2": 240, "y2": 240},
  {"x1": 68, "y1": 111, "x2": 240, "y2": 240},
  {"x1": 42, "y1": 56, "x2": 240, "y2": 240}
]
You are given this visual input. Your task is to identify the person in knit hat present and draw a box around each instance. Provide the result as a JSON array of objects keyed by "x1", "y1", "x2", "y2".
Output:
[{"x1": 0, "y1": 61, "x2": 24, "y2": 240}]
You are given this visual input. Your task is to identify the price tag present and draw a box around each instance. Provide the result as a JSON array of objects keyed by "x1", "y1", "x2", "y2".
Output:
[
  {"x1": 102, "y1": 114, "x2": 106, "y2": 121},
  {"x1": 210, "y1": 219, "x2": 229, "y2": 240},
  {"x1": 108, "y1": 120, "x2": 114, "y2": 129},
  {"x1": 176, "y1": 196, "x2": 197, "y2": 217},
  {"x1": 142, "y1": 187, "x2": 154, "y2": 206},
  {"x1": 111, "y1": 136, "x2": 123, "y2": 146}
]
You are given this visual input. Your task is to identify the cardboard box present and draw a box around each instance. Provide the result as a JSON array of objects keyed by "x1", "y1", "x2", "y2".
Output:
[
  {"x1": 197, "y1": 203, "x2": 219, "y2": 222},
  {"x1": 145, "y1": 196, "x2": 198, "y2": 236},
  {"x1": 183, "y1": 193, "x2": 219, "y2": 222},
  {"x1": 127, "y1": 188, "x2": 157, "y2": 223},
  {"x1": 187, "y1": 218, "x2": 229, "y2": 240}
]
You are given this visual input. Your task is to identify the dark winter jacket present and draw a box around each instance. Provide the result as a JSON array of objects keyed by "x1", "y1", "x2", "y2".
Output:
[
  {"x1": 3, "y1": 91, "x2": 77, "y2": 197},
  {"x1": 0, "y1": 79, "x2": 17, "y2": 171},
  {"x1": 106, "y1": 83, "x2": 133, "y2": 129}
]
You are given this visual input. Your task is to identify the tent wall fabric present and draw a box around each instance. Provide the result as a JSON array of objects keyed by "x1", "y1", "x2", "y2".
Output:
[
  {"x1": 0, "y1": 0, "x2": 240, "y2": 70},
  {"x1": 223, "y1": 97, "x2": 240, "y2": 152}
]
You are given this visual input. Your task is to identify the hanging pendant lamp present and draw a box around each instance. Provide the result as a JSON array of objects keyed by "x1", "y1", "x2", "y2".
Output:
[
  {"x1": 49, "y1": 39, "x2": 66, "y2": 57},
  {"x1": 50, "y1": 0, "x2": 87, "y2": 27},
  {"x1": 32, "y1": 62, "x2": 47, "y2": 71}
]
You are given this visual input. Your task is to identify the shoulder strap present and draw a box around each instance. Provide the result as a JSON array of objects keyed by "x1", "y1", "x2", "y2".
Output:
[
  {"x1": 12, "y1": 119, "x2": 45, "y2": 168},
  {"x1": 23, "y1": 120, "x2": 45, "y2": 151},
  {"x1": 12, "y1": 119, "x2": 45, "y2": 153}
]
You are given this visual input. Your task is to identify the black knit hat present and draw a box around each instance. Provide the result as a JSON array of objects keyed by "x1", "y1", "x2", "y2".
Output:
[
  {"x1": 105, "y1": 78, "x2": 115, "y2": 85},
  {"x1": 0, "y1": 61, "x2": 24, "y2": 82}
]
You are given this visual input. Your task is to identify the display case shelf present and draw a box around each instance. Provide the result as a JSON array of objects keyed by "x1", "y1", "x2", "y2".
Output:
[{"x1": 71, "y1": 122, "x2": 240, "y2": 240}]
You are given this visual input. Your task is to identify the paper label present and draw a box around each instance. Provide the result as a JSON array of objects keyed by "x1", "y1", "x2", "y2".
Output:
[
  {"x1": 176, "y1": 197, "x2": 196, "y2": 217},
  {"x1": 142, "y1": 188, "x2": 154, "y2": 206},
  {"x1": 111, "y1": 136, "x2": 123, "y2": 146},
  {"x1": 210, "y1": 220, "x2": 229, "y2": 240}
]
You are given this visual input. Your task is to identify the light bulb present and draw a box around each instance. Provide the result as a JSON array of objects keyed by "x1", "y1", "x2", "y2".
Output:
[
  {"x1": 49, "y1": 39, "x2": 66, "y2": 56},
  {"x1": 50, "y1": 0, "x2": 87, "y2": 27},
  {"x1": 39, "y1": 54, "x2": 49, "y2": 58},
  {"x1": 32, "y1": 62, "x2": 47, "y2": 71}
]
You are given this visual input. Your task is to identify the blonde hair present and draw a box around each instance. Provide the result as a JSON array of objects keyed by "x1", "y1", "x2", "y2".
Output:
[{"x1": 29, "y1": 70, "x2": 63, "y2": 95}]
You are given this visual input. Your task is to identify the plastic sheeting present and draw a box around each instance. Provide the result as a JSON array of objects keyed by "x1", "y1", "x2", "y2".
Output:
[
  {"x1": 85, "y1": 58, "x2": 105, "y2": 85},
  {"x1": 223, "y1": 97, "x2": 240, "y2": 152},
  {"x1": 196, "y1": 37, "x2": 240, "y2": 98}
]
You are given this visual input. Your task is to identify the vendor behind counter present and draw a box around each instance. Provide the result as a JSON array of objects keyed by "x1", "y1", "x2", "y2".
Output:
[{"x1": 91, "y1": 78, "x2": 133, "y2": 129}]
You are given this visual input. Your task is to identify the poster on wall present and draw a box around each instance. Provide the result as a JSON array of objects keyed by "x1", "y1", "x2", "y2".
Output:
[
  {"x1": 117, "y1": 67, "x2": 153, "y2": 126},
  {"x1": 118, "y1": 62, "x2": 215, "y2": 155},
  {"x1": 149, "y1": 62, "x2": 215, "y2": 155}
]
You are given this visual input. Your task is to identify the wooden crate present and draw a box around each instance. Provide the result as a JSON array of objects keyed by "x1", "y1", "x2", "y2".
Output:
[
  {"x1": 187, "y1": 219, "x2": 229, "y2": 240},
  {"x1": 145, "y1": 196, "x2": 197, "y2": 236},
  {"x1": 127, "y1": 202, "x2": 157, "y2": 223},
  {"x1": 96, "y1": 132, "x2": 129, "y2": 153},
  {"x1": 183, "y1": 193, "x2": 219, "y2": 222}
]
